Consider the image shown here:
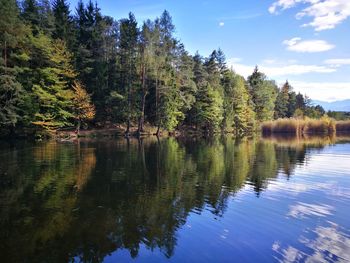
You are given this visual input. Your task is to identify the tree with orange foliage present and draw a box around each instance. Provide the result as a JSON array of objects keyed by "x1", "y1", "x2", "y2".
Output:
[{"x1": 72, "y1": 81, "x2": 95, "y2": 134}]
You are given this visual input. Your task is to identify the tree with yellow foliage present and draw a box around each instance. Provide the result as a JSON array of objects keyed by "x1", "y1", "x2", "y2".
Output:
[{"x1": 72, "y1": 81, "x2": 95, "y2": 134}]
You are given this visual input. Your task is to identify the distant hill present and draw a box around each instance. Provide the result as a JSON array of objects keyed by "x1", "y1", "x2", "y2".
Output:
[{"x1": 312, "y1": 99, "x2": 350, "y2": 112}]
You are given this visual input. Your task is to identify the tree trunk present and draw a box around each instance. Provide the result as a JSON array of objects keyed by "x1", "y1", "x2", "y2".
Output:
[
  {"x1": 126, "y1": 55, "x2": 132, "y2": 136},
  {"x1": 156, "y1": 123, "x2": 161, "y2": 137},
  {"x1": 4, "y1": 41, "x2": 7, "y2": 70},
  {"x1": 138, "y1": 63, "x2": 146, "y2": 135},
  {"x1": 125, "y1": 119, "x2": 130, "y2": 137},
  {"x1": 9, "y1": 124, "x2": 15, "y2": 138},
  {"x1": 76, "y1": 120, "x2": 81, "y2": 136},
  {"x1": 155, "y1": 77, "x2": 158, "y2": 128}
]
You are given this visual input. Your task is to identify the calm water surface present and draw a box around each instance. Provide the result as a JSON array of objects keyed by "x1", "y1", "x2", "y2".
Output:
[{"x1": 1, "y1": 136, "x2": 350, "y2": 262}]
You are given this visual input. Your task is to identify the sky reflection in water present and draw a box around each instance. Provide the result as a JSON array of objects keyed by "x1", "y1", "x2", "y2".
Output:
[{"x1": 0, "y1": 136, "x2": 350, "y2": 262}]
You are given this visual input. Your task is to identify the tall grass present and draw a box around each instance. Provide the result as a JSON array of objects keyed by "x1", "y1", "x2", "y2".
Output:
[{"x1": 262, "y1": 117, "x2": 336, "y2": 135}]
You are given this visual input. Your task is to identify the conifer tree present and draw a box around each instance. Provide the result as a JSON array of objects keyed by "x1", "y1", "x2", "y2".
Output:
[
  {"x1": 248, "y1": 66, "x2": 277, "y2": 122},
  {"x1": 0, "y1": 0, "x2": 28, "y2": 131},
  {"x1": 274, "y1": 81, "x2": 291, "y2": 119},
  {"x1": 52, "y1": 0, "x2": 75, "y2": 48},
  {"x1": 118, "y1": 12, "x2": 139, "y2": 134}
]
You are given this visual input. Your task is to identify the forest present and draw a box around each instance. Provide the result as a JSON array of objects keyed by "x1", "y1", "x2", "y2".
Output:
[{"x1": 0, "y1": 0, "x2": 328, "y2": 137}]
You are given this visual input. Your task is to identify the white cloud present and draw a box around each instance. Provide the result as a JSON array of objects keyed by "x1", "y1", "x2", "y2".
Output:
[
  {"x1": 227, "y1": 59, "x2": 336, "y2": 78},
  {"x1": 283, "y1": 37, "x2": 335, "y2": 53},
  {"x1": 229, "y1": 57, "x2": 242, "y2": 63},
  {"x1": 226, "y1": 58, "x2": 350, "y2": 101},
  {"x1": 324, "y1": 58, "x2": 350, "y2": 66},
  {"x1": 288, "y1": 80, "x2": 350, "y2": 101},
  {"x1": 273, "y1": 223, "x2": 350, "y2": 263},
  {"x1": 219, "y1": 22, "x2": 225, "y2": 27},
  {"x1": 269, "y1": 0, "x2": 350, "y2": 31},
  {"x1": 262, "y1": 59, "x2": 277, "y2": 64},
  {"x1": 287, "y1": 202, "x2": 334, "y2": 219}
]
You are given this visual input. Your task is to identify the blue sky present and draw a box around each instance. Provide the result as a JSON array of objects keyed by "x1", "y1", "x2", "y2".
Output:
[{"x1": 67, "y1": 0, "x2": 350, "y2": 102}]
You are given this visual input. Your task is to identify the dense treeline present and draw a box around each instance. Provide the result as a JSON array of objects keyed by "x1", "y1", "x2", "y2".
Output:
[{"x1": 0, "y1": 0, "x2": 326, "y2": 137}]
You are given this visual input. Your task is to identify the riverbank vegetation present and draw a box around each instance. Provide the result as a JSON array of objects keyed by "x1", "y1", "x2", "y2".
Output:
[
  {"x1": 261, "y1": 117, "x2": 338, "y2": 136},
  {"x1": 1, "y1": 0, "x2": 347, "y2": 138}
]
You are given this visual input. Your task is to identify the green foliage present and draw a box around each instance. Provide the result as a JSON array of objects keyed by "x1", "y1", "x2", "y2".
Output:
[
  {"x1": 222, "y1": 70, "x2": 255, "y2": 134},
  {"x1": 52, "y1": 0, "x2": 74, "y2": 47},
  {"x1": 193, "y1": 83, "x2": 223, "y2": 132},
  {"x1": 328, "y1": 111, "x2": 350, "y2": 120},
  {"x1": 0, "y1": 3, "x2": 331, "y2": 136},
  {"x1": 0, "y1": 69, "x2": 23, "y2": 127},
  {"x1": 274, "y1": 81, "x2": 290, "y2": 118},
  {"x1": 29, "y1": 36, "x2": 76, "y2": 130},
  {"x1": 248, "y1": 67, "x2": 277, "y2": 122}
]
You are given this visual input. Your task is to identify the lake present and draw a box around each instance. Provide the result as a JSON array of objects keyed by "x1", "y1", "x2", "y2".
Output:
[{"x1": 1, "y1": 136, "x2": 350, "y2": 262}]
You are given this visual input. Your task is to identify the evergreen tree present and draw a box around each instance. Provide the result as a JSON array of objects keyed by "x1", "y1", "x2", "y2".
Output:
[
  {"x1": 274, "y1": 81, "x2": 291, "y2": 119},
  {"x1": 137, "y1": 20, "x2": 155, "y2": 133},
  {"x1": 75, "y1": 1, "x2": 117, "y2": 120},
  {"x1": 174, "y1": 44, "x2": 196, "y2": 118},
  {"x1": 296, "y1": 92, "x2": 306, "y2": 111},
  {"x1": 21, "y1": 0, "x2": 40, "y2": 33},
  {"x1": 222, "y1": 70, "x2": 255, "y2": 134},
  {"x1": 153, "y1": 11, "x2": 184, "y2": 134},
  {"x1": 192, "y1": 53, "x2": 223, "y2": 132},
  {"x1": 193, "y1": 83, "x2": 223, "y2": 132},
  {"x1": 38, "y1": 0, "x2": 55, "y2": 35},
  {"x1": 118, "y1": 12, "x2": 139, "y2": 134},
  {"x1": 0, "y1": 68, "x2": 23, "y2": 130},
  {"x1": 248, "y1": 66, "x2": 277, "y2": 122},
  {"x1": 0, "y1": 0, "x2": 29, "y2": 131},
  {"x1": 52, "y1": 0, "x2": 75, "y2": 48},
  {"x1": 0, "y1": 6, "x2": 330, "y2": 137},
  {"x1": 287, "y1": 91, "x2": 297, "y2": 117}
]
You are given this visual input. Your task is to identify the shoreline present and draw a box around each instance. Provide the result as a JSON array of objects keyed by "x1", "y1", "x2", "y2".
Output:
[{"x1": 1, "y1": 119, "x2": 350, "y2": 140}]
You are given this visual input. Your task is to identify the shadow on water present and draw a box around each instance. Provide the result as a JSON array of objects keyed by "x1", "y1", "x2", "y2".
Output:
[{"x1": 0, "y1": 135, "x2": 349, "y2": 262}]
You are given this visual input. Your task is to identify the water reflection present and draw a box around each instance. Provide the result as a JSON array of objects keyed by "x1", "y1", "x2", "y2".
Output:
[
  {"x1": 273, "y1": 222, "x2": 350, "y2": 262},
  {"x1": 0, "y1": 135, "x2": 349, "y2": 262}
]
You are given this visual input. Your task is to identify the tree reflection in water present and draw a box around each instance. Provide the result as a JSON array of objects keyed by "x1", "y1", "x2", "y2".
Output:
[{"x1": 0, "y1": 135, "x2": 346, "y2": 262}]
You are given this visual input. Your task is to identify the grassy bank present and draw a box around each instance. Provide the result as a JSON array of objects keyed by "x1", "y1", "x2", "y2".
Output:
[{"x1": 261, "y1": 117, "x2": 337, "y2": 135}]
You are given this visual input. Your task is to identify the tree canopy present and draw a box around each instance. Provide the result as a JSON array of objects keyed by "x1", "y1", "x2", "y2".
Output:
[{"x1": 0, "y1": 1, "x2": 327, "y2": 137}]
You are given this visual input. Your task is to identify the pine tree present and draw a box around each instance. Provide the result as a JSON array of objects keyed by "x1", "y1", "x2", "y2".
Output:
[
  {"x1": 38, "y1": 0, "x2": 55, "y2": 35},
  {"x1": 287, "y1": 91, "x2": 297, "y2": 117},
  {"x1": 248, "y1": 66, "x2": 277, "y2": 122},
  {"x1": 191, "y1": 53, "x2": 223, "y2": 132},
  {"x1": 52, "y1": 0, "x2": 75, "y2": 48},
  {"x1": 274, "y1": 81, "x2": 291, "y2": 119},
  {"x1": 21, "y1": 0, "x2": 40, "y2": 32},
  {"x1": 222, "y1": 70, "x2": 255, "y2": 134},
  {"x1": 118, "y1": 12, "x2": 139, "y2": 134},
  {"x1": 75, "y1": 1, "x2": 117, "y2": 120},
  {"x1": 0, "y1": 68, "x2": 23, "y2": 130},
  {"x1": 193, "y1": 83, "x2": 223, "y2": 132},
  {"x1": 0, "y1": 0, "x2": 29, "y2": 132},
  {"x1": 296, "y1": 92, "x2": 306, "y2": 111},
  {"x1": 153, "y1": 10, "x2": 182, "y2": 134}
]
